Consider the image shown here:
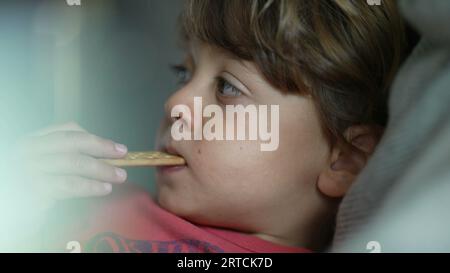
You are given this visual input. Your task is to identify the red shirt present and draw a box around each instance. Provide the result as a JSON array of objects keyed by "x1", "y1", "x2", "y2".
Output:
[{"x1": 42, "y1": 184, "x2": 310, "y2": 253}]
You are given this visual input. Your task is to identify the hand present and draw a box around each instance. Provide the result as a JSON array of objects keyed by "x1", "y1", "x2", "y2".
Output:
[{"x1": 12, "y1": 122, "x2": 128, "y2": 209}]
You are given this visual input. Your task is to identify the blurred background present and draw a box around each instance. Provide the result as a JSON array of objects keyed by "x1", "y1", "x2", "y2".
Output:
[{"x1": 0, "y1": 0, "x2": 184, "y2": 192}]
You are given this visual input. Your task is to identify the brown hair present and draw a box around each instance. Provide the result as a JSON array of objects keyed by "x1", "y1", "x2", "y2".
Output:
[{"x1": 180, "y1": 0, "x2": 406, "y2": 142}]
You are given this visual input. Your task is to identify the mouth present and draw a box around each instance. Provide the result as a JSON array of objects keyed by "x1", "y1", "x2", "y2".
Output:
[{"x1": 156, "y1": 144, "x2": 188, "y2": 174}]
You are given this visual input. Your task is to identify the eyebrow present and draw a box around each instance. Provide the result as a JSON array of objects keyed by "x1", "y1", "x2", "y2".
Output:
[
  {"x1": 220, "y1": 50, "x2": 255, "y2": 73},
  {"x1": 181, "y1": 40, "x2": 260, "y2": 95},
  {"x1": 183, "y1": 38, "x2": 253, "y2": 71}
]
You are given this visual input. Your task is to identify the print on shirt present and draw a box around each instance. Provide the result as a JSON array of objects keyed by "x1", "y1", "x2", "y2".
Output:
[{"x1": 85, "y1": 231, "x2": 225, "y2": 253}]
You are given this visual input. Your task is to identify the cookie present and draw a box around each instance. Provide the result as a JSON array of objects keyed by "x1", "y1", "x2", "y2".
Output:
[{"x1": 103, "y1": 151, "x2": 185, "y2": 167}]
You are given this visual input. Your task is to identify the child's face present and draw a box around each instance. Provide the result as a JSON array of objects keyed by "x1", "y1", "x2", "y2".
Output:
[{"x1": 155, "y1": 41, "x2": 332, "y2": 236}]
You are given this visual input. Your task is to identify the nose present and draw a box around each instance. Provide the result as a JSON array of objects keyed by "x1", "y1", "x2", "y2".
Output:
[
  {"x1": 167, "y1": 108, "x2": 182, "y2": 123},
  {"x1": 164, "y1": 85, "x2": 196, "y2": 130}
]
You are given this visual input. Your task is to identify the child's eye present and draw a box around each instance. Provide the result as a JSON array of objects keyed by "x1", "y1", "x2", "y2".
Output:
[
  {"x1": 216, "y1": 77, "x2": 242, "y2": 97},
  {"x1": 170, "y1": 64, "x2": 192, "y2": 85}
]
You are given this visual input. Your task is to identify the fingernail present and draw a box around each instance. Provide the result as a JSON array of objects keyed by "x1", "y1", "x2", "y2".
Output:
[
  {"x1": 103, "y1": 183, "x2": 112, "y2": 193},
  {"x1": 115, "y1": 143, "x2": 128, "y2": 154},
  {"x1": 115, "y1": 167, "x2": 127, "y2": 182}
]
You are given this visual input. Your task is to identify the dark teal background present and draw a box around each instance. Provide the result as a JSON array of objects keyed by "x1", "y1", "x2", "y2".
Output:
[{"x1": 0, "y1": 0, "x2": 184, "y2": 192}]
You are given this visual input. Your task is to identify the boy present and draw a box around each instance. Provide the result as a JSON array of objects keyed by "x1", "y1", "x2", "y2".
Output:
[{"x1": 13, "y1": 0, "x2": 405, "y2": 252}]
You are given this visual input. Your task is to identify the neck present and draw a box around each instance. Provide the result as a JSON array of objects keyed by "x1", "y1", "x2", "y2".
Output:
[{"x1": 252, "y1": 198, "x2": 338, "y2": 251}]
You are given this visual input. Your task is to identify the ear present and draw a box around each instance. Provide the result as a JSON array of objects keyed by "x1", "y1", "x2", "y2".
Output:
[{"x1": 317, "y1": 125, "x2": 383, "y2": 198}]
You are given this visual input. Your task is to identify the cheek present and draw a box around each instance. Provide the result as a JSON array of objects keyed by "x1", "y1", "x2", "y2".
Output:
[
  {"x1": 157, "y1": 98, "x2": 330, "y2": 224},
  {"x1": 276, "y1": 111, "x2": 331, "y2": 183},
  {"x1": 184, "y1": 140, "x2": 276, "y2": 212},
  {"x1": 190, "y1": 140, "x2": 263, "y2": 187},
  {"x1": 157, "y1": 140, "x2": 267, "y2": 223},
  {"x1": 187, "y1": 116, "x2": 329, "y2": 209}
]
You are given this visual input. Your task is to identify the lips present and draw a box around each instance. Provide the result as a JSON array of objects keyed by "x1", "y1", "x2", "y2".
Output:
[
  {"x1": 156, "y1": 143, "x2": 188, "y2": 175},
  {"x1": 163, "y1": 145, "x2": 182, "y2": 158}
]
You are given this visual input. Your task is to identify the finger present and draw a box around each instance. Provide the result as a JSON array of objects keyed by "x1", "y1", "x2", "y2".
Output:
[
  {"x1": 30, "y1": 122, "x2": 87, "y2": 137},
  {"x1": 25, "y1": 131, "x2": 128, "y2": 159},
  {"x1": 35, "y1": 154, "x2": 127, "y2": 184},
  {"x1": 13, "y1": 122, "x2": 89, "y2": 160},
  {"x1": 42, "y1": 175, "x2": 113, "y2": 199}
]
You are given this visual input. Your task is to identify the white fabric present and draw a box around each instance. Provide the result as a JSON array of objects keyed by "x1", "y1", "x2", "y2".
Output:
[{"x1": 331, "y1": 0, "x2": 450, "y2": 252}]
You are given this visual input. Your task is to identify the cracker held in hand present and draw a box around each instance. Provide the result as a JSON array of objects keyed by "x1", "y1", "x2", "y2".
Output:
[{"x1": 104, "y1": 151, "x2": 185, "y2": 167}]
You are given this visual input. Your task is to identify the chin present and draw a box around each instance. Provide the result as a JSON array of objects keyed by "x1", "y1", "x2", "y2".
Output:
[{"x1": 156, "y1": 187, "x2": 194, "y2": 217}]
